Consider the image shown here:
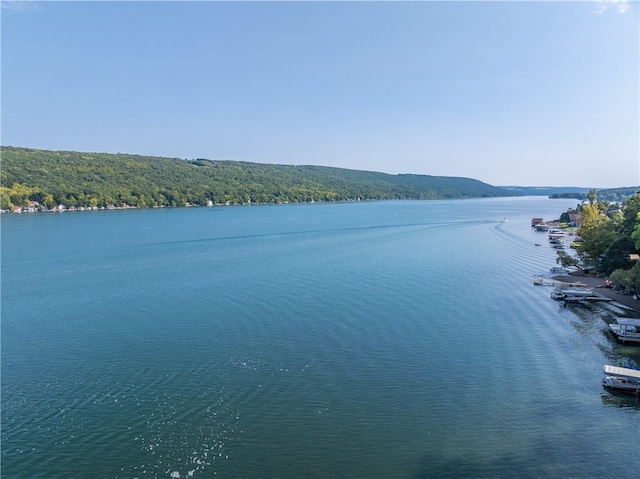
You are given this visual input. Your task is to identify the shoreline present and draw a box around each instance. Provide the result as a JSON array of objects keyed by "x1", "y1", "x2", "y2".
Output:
[{"x1": 553, "y1": 273, "x2": 640, "y2": 314}]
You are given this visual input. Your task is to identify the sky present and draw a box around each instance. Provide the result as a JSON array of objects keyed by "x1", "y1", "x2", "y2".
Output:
[{"x1": 2, "y1": 1, "x2": 638, "y2": 188}]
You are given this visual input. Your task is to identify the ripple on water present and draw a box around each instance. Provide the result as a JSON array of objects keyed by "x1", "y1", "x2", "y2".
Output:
[{"x1": 2, "y1": 199, "x2": 638, "y2": 479}]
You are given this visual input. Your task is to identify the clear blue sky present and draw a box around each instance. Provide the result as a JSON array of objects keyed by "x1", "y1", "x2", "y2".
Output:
[{"x1": 2, "y1": 1, "x2": 638, "y2": 188}]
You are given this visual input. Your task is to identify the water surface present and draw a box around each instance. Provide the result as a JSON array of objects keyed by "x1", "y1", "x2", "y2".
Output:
[{"x1": 2, "y1": 198, "x2": 638, "y2": 478}]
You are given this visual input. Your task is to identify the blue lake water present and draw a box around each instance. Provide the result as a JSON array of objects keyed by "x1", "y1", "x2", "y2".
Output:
[{"x1": 2, "y1": 197, "x2": 639, "y2": 478}]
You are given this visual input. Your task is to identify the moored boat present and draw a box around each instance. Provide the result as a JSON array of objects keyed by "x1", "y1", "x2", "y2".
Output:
[
  {"x1": 626, "y1": 358, "x2": 640, "y2": 370},
  {"x1": 609, "y1": 318, "x2": 640, "y2": 344},
  {"x1": 548, "y1": 230, "x2": 565, "y2": 241},
  {"x1": 602, "y1": 364, "x2": 640, "y2": 394}
]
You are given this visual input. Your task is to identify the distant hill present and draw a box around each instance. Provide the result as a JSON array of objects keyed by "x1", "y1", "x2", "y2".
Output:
[
  {"x1": 501, "y1": 186, "x2": 640, "y2": 202},
  {"x1": 500, "y1": 186, "x2": 594, "y2": 196},
  {"x1": 549, "y1": 187, "x2": 640, "y2": 203},
  {"x1": 0, "y1": 146, "x2": 516, "y2": 210}
]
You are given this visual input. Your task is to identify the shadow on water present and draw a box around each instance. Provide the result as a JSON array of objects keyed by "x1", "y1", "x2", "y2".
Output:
[
  {"x1": 600, "y1": 390, "x2": 640, "y2": 409},
  {"x1": 408, "y1": 394, "x2": 621, "y2": 478},
  {"x1": 410, "y1": 446, "x2": 576, "y2": 479},
  {"x1": 410, "y1": 428, "x2": 635, "y2": 479}
]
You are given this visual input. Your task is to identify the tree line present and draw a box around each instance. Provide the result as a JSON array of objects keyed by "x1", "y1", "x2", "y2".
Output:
[
  {"x1": 556, "y1": 190, "x2": 640, "y2": 294},
  {"x1": 550, "y1": 188, "x2": 639, "y2": 203},
  {"x1": 0, "y1": 146, "x2": 514, "y2": 211}
]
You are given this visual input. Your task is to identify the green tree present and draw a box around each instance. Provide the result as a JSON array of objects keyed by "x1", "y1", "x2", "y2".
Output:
[
  {"x1": 629, "y1": 210, "x2": 640, "y2": 250},
  {"x1": 610, "y1": 263, "x2": 640, "y2": 294},
  {"x1": 621, "y1": 195, "x2": 640, "y2": 237},
  {"x1": 601, "y1": 236, "x2": 635, "y2": 274},
  {"x1": 597, "y1": 195, "x2": 639, "y2": 274},
  {"x1": 574, "y1": 203, "x2": 617, "y2": 270},
  {"x1": 0, "y1": 187, "x2": 15, "y2": 210},
  {"x1": 556, "y1": 249, "x2": 581, "y2": 270}
]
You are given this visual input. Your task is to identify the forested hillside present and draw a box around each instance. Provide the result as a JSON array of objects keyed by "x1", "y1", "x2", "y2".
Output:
[
  {"x1": 1, "y1": 146, "x2": 514, "y2": 210},
  {"x1": 548, "y1": 187, "x2": 640, "y2": 202},
  {"x1": 501, "y1": 186, "x2": 640, "y2": 201}
]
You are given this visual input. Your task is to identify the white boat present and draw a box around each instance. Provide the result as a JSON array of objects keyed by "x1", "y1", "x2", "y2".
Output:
[
  {"x1": 548, "y1": 231, "x2": 565, "y2": 240},
  {"x1": 609, "y1": 317, "x2": 640, "y2": 344},
  {"x1": 602, "y1": 365, "x2": 640, "y2": 394}
]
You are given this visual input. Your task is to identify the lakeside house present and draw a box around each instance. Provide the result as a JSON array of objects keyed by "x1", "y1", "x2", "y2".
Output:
[
  {"x1": 568, "y1": 213, "x2": 582, "y2": 227},
  {"x1": 531, "y1": 217, "x2": 544, "y2": 227}
]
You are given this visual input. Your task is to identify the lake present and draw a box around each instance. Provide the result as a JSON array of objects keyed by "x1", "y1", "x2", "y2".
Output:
[{"x1": 2, "y1": 197, "x2": 638, "y2": 478}]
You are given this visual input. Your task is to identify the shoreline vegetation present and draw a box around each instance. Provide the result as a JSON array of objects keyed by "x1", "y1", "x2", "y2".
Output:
[
  {"x1": 1, "y1": 146, "x2": 517, "y2": 213},
  {"x1": 545, "y1": 190, "x2": 640, "y2": 313},
  {"x1": 3, "y1": 146, "x2": 637, "y2": 214}
]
